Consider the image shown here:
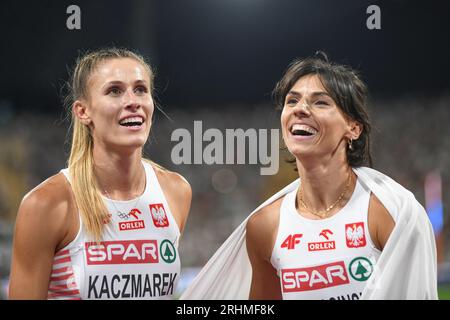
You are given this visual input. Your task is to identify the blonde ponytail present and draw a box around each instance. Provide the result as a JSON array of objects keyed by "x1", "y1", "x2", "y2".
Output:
[{"x1": 68, "y1": 120, "x2": 107, "y2": 242}]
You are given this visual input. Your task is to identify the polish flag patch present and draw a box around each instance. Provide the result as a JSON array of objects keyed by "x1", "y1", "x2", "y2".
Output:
[
  {"x1": 149, "y1": 203, "x2": 169, "y2": 228},
  {"x1": 345, "y1": 222, "x2": 366, "y2": 248}
]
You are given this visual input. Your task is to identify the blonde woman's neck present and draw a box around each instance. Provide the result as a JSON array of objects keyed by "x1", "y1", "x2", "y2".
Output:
[{"x1": 92, "y1": 146, "x2": 146, "y2": 201}]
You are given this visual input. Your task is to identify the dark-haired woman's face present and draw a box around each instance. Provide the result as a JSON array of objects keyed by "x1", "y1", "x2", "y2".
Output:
[
  {"x1": 83, "y1": 58, "x2": 154, "y2": 152},
  {"x1": 281, "y1": 74, "x2": 359, "y2": 164}
]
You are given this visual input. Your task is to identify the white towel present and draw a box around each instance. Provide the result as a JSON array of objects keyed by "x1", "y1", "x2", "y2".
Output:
[{"x1": 181, "y1": 167, "x2": 438, "y2": 300}]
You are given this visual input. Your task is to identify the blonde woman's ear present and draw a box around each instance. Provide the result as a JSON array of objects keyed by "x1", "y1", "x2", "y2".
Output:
[{"x1": 73, "y1": 100, "x2": 91, "y2": 125}]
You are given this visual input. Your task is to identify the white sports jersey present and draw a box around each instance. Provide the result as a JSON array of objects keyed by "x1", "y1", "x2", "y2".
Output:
[
  {"x1": 47, "y1": 161, "x2": 180, "y2": 300},
  {"x1": 271, "y1": 178, "x2": 380, "y2": 300}
]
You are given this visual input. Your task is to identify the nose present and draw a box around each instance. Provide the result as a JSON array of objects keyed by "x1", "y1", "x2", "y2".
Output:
[
  {"x1": 123, "y1": 89, "x2": 141, "y2": 111},
  {"x1": 292, "y1": 100, "x2": 311, "y2": 116}
]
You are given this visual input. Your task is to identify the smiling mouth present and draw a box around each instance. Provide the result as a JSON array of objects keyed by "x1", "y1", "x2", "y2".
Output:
[
  {"x1": 290, "y1": 124, "x2": 318, "y2": 137},
  {"x1": 119, "y1": 116, "x2": 144, "y2": 127}
]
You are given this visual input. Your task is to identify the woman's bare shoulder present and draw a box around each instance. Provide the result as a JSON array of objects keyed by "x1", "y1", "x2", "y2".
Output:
[
  {"x1": 152, "y1": 163, "x2": 192, "y2": 199},
  {"x1": 22, "y1": 172, "x2": 73, "y2": 210},
  {"x1": 246, "y1": 196, "x2": 285, "y2": 260},
  {"x1": 16, "y1": 172, "x2": 74, "y2": 242},
  {"x1": 368, "y1": 193, "x2": 395, "y2": 251},
  {"x1": 247, "y1": 196, "x2": 284, "y2": 234}
]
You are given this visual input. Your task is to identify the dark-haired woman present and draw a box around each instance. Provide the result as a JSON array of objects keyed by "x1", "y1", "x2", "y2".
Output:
[
  {"x1": 9, "y1": 48, "x2": 192, "y2": 299},
  {"x1": 181, "y1": 55, "x2": 437, "y2": 300},
  {"x1": 246, "y1": 57, "x2": 392, "y2": 300}
]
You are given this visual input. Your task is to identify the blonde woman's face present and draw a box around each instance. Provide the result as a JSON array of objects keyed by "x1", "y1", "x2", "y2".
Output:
[{"x1": 84, "y1": 58, "x2": 154, "y2": 152}]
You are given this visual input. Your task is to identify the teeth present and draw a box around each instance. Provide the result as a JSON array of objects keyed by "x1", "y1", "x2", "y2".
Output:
[
  {"x1": 291, "y1": 124, "x2": 317, "y2": 134},
  {"x1": 119, "y1": 116, "x2": 143, "y2": 125}
]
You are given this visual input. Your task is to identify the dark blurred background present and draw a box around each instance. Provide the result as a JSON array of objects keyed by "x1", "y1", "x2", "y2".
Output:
[
  {"x1": 1, "y1": 0, "x2": 449, "y2": 298},
  {"x1": 2, "y1": 0, "x2": 450, "y2": 113}
]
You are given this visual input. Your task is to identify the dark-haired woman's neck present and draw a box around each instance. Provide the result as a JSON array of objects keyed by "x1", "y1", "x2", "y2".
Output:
[{"x1": 295, "y1": 155, "x2": 354, "y2": 214}]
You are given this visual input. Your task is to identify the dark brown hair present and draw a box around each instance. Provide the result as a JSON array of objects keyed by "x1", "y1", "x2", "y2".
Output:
[{"x1": 273, "y1": 52, "x2": 373, "y2": 167}]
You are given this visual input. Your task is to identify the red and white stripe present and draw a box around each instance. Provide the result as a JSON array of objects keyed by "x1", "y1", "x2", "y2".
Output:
[{"x1": 47, "y1": 249, "x2": 81, "y2": 300}]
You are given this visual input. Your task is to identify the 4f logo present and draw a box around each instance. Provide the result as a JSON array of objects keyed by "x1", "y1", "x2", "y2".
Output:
[
  {"x1": 345, "y1": 222, "x2": 367, "y2": 248},
  {"x1": 149, "y1": 203, "x2": 169, "y2": 228},
  {"x1": 281, "y1": 234, "x2": 303, "y2": 250}
]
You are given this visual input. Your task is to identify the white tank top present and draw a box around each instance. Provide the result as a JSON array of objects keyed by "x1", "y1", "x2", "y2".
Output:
[
  {"x1": 271, "y1": 178, "x2": 381, "y2": 300},
  {"x1": 47, "y1": 161, "x2": 181, "y2": 300}
]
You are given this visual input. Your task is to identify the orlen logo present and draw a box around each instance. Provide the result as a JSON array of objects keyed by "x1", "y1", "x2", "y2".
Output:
[
  {"x1": 86, "y1": 240, "x2": 159, "y2": 265},
  {"x1": 118, "y1": 220, "x2": 145, "y2": 231},
  {"x1": 308, "y1": 229, "x2": 335, "y2": 252},
  {"x1": 149, "y1": 203, "x2": 169, "y2": 228},
  {"x1": 308, "y1": 241, "x2": 336, "y2": 252},
  {"x1": 281, "y1": 261, "x2": 349, "y2": 292},
  {"x1": 118, "y1": 209, "x2": 145, "y2": 231}
]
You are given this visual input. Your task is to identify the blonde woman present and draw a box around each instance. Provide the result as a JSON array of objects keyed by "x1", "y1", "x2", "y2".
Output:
[{"x1": 9, "y1": 48, "x2": 192, "y2": 299}]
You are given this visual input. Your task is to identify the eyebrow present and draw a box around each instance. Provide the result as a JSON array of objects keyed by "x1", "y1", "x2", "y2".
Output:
[
  {"x1": 286, "y1": 90, "x2": 331, "y2": 98},
  {"x1": 101, "y1": 79, "x2": 148, "y2": 89}
]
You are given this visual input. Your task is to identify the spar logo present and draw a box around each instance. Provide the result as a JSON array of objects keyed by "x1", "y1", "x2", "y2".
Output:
[
  {"x1": 281, "y1": 234, "x2": 303, "y2": 250},
  {"x1": 160, "y1": 239, "x2": 176, "y2": 264},
  {"x1": 345, "y1": 222, "x2": 367, "y2": 248},
  {"x1": 281, "y1": 261, "x2": 350, "y2": 292},
  {"x1": 149, "y1": 203, "x2": 169, "y2": 228},
  {"x1": 348, "y1": 257, "x2": 373, "y2": 281},
  {"x1": 118, "y1": 209, "x2": 146, "y2": 231},
  {"x1": 308, "y1": 229, "x2": 335, "y2": 252},
  {"x1": 86, "y1": 240, "x2": 159, "y2": 265}
]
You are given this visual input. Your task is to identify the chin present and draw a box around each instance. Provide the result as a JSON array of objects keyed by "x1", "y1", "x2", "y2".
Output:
[
  {"x1": 129, "y1": 138, "x2": 148, "y2": 149},
  {"x1": 114, "y1": 138, "x2": 147, "y2": 152},
  {"x1": 287, "y1": 146, "x2": 314, "y2": 160}
]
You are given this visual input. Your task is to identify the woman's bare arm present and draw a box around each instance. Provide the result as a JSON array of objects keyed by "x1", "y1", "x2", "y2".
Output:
[
  {"x1": 9, "y1": 174, "x2": 72, "y2": 299},
  {"x1": 246, "y1": 199, "x2": 283, "y2": 300}
]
